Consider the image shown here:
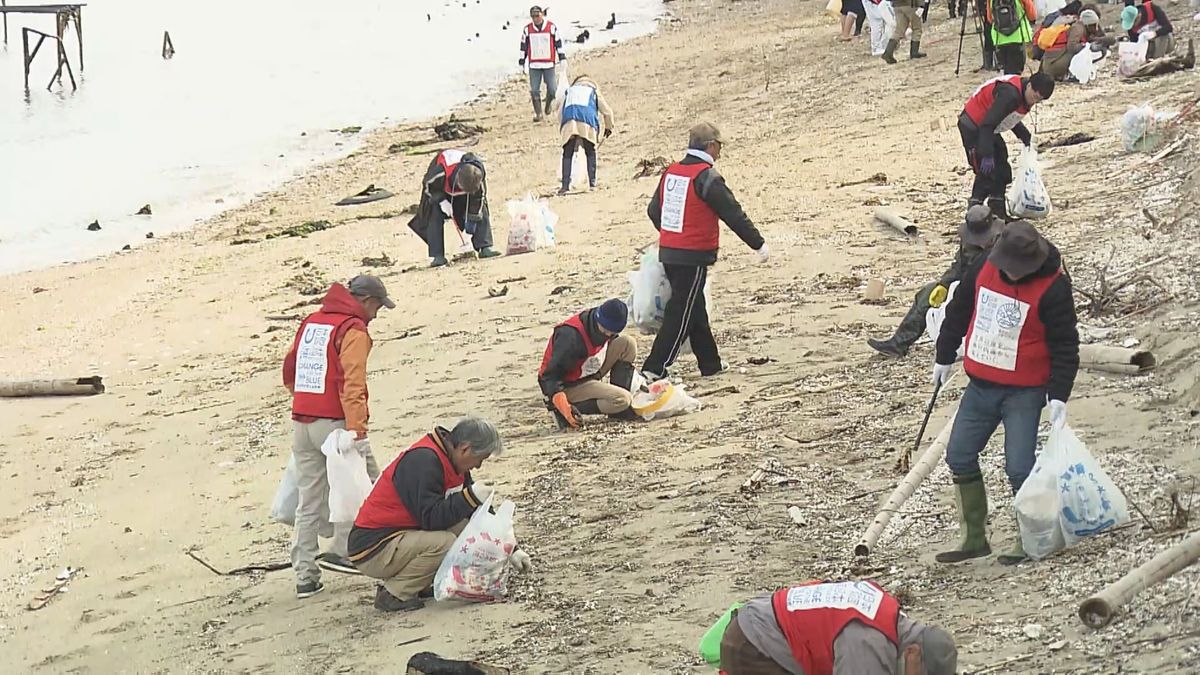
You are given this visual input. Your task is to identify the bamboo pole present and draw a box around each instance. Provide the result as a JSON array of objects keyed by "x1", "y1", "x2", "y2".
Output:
[
  {"x1": 1079, "y1": 344, "x2": 1156, "y2": 375},
  {"x1": 0, "y1": 377, "x2": 105, "y2": 397},
  {"x1": 1079, "y1": 530, "x2": 1200, "y2": 628},
  {"x1": 873, "y1": 208, "x2": 918, "y2": 237},
  {"x1": 854, "y1": 399, "x2": 961, "y2": 558}
]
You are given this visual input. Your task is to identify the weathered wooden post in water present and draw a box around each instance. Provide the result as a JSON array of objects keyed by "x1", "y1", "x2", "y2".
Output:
[
  {"x1": 1, "y1": 3, "x2": 86, "y2": 93},
  {"x1": 162, "y1": 30, "x2": 174, "y2": 59}
]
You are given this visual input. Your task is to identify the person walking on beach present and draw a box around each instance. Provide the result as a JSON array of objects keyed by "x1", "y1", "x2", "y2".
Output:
[
  {"x1": 958, "y1": 72, "x2": 1054, "y2": 219},
  {"x1": 881, "y1": 0, "x2": 927, "y2": 63},
  {"x1": 406, "y1": 149, "x2": 502, "y2": 268},
  {"x1": 282, "y1": 275, "x2": 392, "y2": 599},
  {"x1": 520, "y1": 5, "x2": 565, "y2": 122},
  {"x1": 559, "y1": 75, "x2": 615, "y2": 194},
  {"x1": 641, "y1": 123, "x2": 769, "y2": 382},
  {"x1": 931, "y1": 221, "x2": 1079, "y2": 566}
]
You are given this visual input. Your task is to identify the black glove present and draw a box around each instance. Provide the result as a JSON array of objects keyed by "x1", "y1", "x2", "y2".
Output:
[
  {"x1": 603, "y1": 128, "x2": 613, "y2": 139},
  {"x1": 518, "y1": 57, "x2": 526, "y2": 67}
]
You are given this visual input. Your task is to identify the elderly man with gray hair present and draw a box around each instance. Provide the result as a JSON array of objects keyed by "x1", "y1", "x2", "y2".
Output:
[{"x1": 348, "y1": 417, "x2": 530, "y2": 612}]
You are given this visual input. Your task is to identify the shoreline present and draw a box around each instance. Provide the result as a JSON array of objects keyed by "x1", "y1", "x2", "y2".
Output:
[{"x1": 2, "y1": 0, "x2": 1199, "y2": 671}]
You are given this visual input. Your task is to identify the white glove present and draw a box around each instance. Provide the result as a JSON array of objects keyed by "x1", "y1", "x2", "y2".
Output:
[
  {"x1": 508, "y1": 548, "x2": 532, "y2": 574},
  {"x1": 1144, "y1": 30, "x2": 1158, "y2": 41},
  {"x1": 931, "y1": 363, "x2": 953, "y2": 387},
  {"x1": 1048, "y1": 399, "x2": 1067, "y2": 430},
  {"x1": 755, "y1": 243, "x2": 770, "y2": 263},
  {"x1": 439, "y1": 199, "x2": 453, "y2": 217},
  {"x1": 350, "y1": 436, "x2": 371, "y2": 457},
  {"x1": 468, "y1": 480, "x2": 494, "y2": 504}
]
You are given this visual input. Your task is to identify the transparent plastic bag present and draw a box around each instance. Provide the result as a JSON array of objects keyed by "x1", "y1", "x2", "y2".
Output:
[
  {"x1": 627, "y1": 246, "x2": 672, "y2": 334},
  {"x1": 270, "y1": 454, "x2": 300, "y2": 525},
  {"x1": 1006, "y1": 146, "x2": 1051, "y2": 220},
  {"x1": 434, "y1": 495, "x2": 518, "y2": 603},
  {"x1": 505, "y1": 193, "x2": 558, "y2": 255},
  {"x1": 1055, "y1": 425, "x2": 1130, "y2": 545},
  {"x1": 1014, "y1": 433, "x2": 1067, "y2": 561},
  {"x1": 630, "y1": 380, "x2": 702, "y2": 421},
  {"x1": 320, "y1": 429, "x2": 374, "y2": 524},
  {"x1": 1120, "y1": 103, "x2": 1171, "y2": 153}
]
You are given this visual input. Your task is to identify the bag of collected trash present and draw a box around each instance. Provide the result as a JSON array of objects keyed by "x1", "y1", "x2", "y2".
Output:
[
  {"x1": 1068, "y1": 46, "x2": 1105, "y2": 85},
  {"x1": 1118, "y1": 39, "x2": 1148, "y2": 78},
  {"x1": 270, "y1": 454, "x2": 300, "y2": 525},
  {"x1": 1006, "y1": 146, "x2": 1051, "y2": 220},
  {"x1": 320, "y1": 428, "x2": 374, "y2": 524},
  {"x1": 558, "y1": 151, "x2": 588, "y2": 190},
  {"x1": 1013, "y1": 432, "x2": 1068, "y2": 560},
  {"x1": 631, "y1": 380, "x2": 702, "y2": 421},
  {"x1": 434, "y1": 495, "x2": 518, "y2": 603},
  {"x1": 505, "y1": 193, "x2": 558, "y2": 255},
  {"x1": 699, "y1": 602, "x2": 744, "y2": 665},
  {"x1": 1119, "y1": 103, "x2": 1172, "y2": 153},
  {"x1": 1054, "y1": 425, "x2": 1131, "y2": 546},
  {"x1": 627, "y1": 246, "x2": 672, "y2": 333}
]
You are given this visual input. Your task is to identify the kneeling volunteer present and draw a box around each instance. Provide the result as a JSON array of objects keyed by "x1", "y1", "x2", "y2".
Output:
[
  {"x1": 348, "y1": 417, "x2": 531, "y2": 612},
  {"x1": 720, "y1": 580, "x2": 957, "y2": 674},
  {"x1": 539, "y1": 298, "x2": 639, "y2": 428}
]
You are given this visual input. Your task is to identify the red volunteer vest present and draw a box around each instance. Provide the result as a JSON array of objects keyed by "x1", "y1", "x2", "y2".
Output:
[
  {"x1": 963, "y1": 261, "x2": 1062, "y2": 387},
  {"x1": 1132, "y1": 2, "x2": 1158, "y2": 32},
  {"x1": 525, "y1": 21, "x2": 558, "y2": 64},
  {"x1": 657, "y1": 161, "x2": 720, "y2": 252},
  {"x1": 289, "y1": 310, "x2": 367, "y2": 419},
  {"x1": 962, "y1": 75, "x2": 1031, "y2": 132},
  {"x1": 437, "y1": 149, "x2": 466, "y2": 195},
  {"x1": 772, "y1": 581, "x2": 901, "y2": 675},
  {"x1": 538, "y1": 314, "x2": 605, "y2": 384},
  {"x1": 354, "y1": 433, "x2": 466, "y2": 530}
]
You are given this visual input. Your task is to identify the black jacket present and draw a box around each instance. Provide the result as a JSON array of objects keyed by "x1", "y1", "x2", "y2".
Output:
[
  {"x1": 1127, "y1": 2, "x2": 1173, "y2": 40},
  {"x1": 936, "y1": 244, "x2": 1080, "y2": 402},
  {"x1": 348, "y1": 427, "x2": 479, "y2": 561},
  {"x1": 938, "y1": 243, "x2": 988, "y2": 288},
  {"x1": 647, "y1": 154, "x2": 764, "y2": 266},
  {"x1": 538, "y1": 308, "x2": 610, "y2": 397},
  {"x1": 963, "y1": 79, "x2": 1033, "y2": 159},
  {"x1": 406, "y1": 153, "x2": 490, "y2": 241}
]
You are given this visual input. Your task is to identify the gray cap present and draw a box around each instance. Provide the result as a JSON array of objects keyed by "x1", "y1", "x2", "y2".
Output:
[
  {"x1": 348, "y1": 274, "x2": 395, "y2": 309},
  {"x1": 960, "y1": 205, "x2": 1004, "y2": 248},
  {"x1": 989, "y1": 220, "x2": 1050, "y2": 279},
  {"x1": 688, "y1": 122, "x2": 724, "y2": 149},
  {"x1": 897, "y1": 617, "x2": 957, "y2": 675},
  {"x1": 1080, "y1": 9, "x2": 1100, "y2": 25}
]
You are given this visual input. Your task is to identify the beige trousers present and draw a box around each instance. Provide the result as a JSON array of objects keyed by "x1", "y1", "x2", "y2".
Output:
[
  {"x1": 563, "y1": 334, "x2": 636, "y2": 414},
  {"x1": 354, "y1": 520, "x2": 467, "y2": 600},
  {"x1": 891, "y1": 6, "x2": 922, "y2": 42}
]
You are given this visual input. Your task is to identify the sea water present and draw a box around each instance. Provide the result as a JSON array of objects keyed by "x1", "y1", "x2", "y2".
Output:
[{"x1": 0, "y1": 0, "x2": 662, "y2": 274}]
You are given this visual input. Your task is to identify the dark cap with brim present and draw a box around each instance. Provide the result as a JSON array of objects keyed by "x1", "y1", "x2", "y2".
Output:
[
  {"x1": 896, "y1": 619, "x2": 957, "y2": 675},
  {"x1": 348, "y1": 274, "x2": 396, "y2": 309},
  {"x1": 960, "y1": 205, "x2": 1003, "y2": 248},
  {"x1": 989, "y1": 220, "x2": 1050, "y2": 279}
]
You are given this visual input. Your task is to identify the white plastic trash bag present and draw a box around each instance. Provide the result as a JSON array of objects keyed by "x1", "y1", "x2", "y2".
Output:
[
  {"x1": 1068, "y1": 47, "x2": 1104, "y2": 85},
  {"x1": 630, "y1": 380, "x2": 702, "y2": 421},
  {"x1": 1119, "y1": 103, "x2": 1174, "y2": 153},
  {"x1": 627, "y1": 246, "x2": 672, "y2": 333},
  {"x1": 1007, "y1": 146, "x2": 1051, "y2": 220},
  {"x1": 1014, "y1": 435, "x2": 1067, "y2": 561},
  {"x1": 1118, "y1": 39, "x2": 1148, "y2": 78},
  {"x1": 271, "y1": 454, "x2": 300, "y2": 525},
  {"x1": 1055, "y1": 425, "x2": 1130, "y2": 546},
  {"x1": 505, "y1": 193, "x2": 558, "y2": 255},
  {"x1": 434, "y1": 495, "x2": 519, "y2": 603},
  {"x1": 558, "y1": 150, "x2": 588, "y2": 191},
  {"x1": 320, "y1": 428, "x2": 374, "y2": 524}
]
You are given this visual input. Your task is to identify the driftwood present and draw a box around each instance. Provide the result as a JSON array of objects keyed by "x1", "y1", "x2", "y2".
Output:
[
  {"x1": 1078, "y1": 530, "x2": 1200, "y2": 628},
  {"x1": 0, "y1": 376, "x2": 104, "y2": 397},
  {"x1": 186, "y1": 551, "x2": 290, "y2": 576},
  {"x1": 1079, "y1": 344, "x2": 1157, "y2": 375},
  {"x1": 1127, "y1": 39, "x2": 1195, "y2": 80},
  {"x1": 873, "y1": 208, "x2": 918, "y2": 237},
  {"x1": 406, "y1": 652, "x2": 510, "y2": 675},
  {"x1": 855, "y1": 398, "x2": 962, "y2": 558}
]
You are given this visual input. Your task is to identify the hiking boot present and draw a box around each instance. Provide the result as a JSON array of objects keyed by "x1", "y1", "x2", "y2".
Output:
[
  {"x1": 477, "y1": 247, "x2": 501, "y2": 259},
  {"x1": 374, "y1": 586, "x2": 425, "y2": 612},
  {"x1": 868, "y1": 337, "x2": 908, "y2": 358},
  {"x1": 881, "y1": 39, "x2": 899, "y2": 64},
  {"x1": 296, "y1": 581, "x2": 325, "y2": 599},
  {"x1": 910, "y1": 41, "x2": 927, "y2": 59},
  {"x1": 430, "y1": 256, "x2": 449, "y2": 268},
  {"x1": 935, "y1": 475, "x2": 992, "y2": 563},
  {"x1": 316, "y1": 552, "x2": 360, "y2": 575}
]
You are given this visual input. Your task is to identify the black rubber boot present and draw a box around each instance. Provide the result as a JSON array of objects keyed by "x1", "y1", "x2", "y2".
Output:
[
  {"x1": 609, "y1": 407, "x2": 643, "y2": 421},
  {"x1": 935, "y1": 474, "x2": 993, "y2": 563},
  {"x1": 574, "y1": 399, "x2": 603, "y2": 416},
  {"x1": 910, "y1": 41, "x2": 927, "y2": 59},
  {"x1": 881, "y1": 39, "x2": 899, "y2": 64},
  {"x1": 948, "y1": 0, "x2": 957, "y2": 18},
  {"x1": 609, "y1": 362, "x2": 635, "y2": 392},
  {"x1": 531, "y1": 94, "x2": 543, "y2": 122},
  {"x1": 987, "y1": 196, "x2": 1011, "y2": 223},
  {"x1": 543, "y1": 95, "x2": 555, "y2": 116},
  {"x1": 867, "y1": 294, "x2": 928, "y2": 358}
]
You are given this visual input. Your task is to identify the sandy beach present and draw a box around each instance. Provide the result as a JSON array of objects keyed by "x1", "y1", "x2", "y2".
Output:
[{"x1": 1, "y1": 0, "x2": 1199, "y2": 672}]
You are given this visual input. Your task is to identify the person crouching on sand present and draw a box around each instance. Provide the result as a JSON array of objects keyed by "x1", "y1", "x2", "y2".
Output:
[
  {"x1": 405, "y1": 149, "x2": 502, "y2": 268},
  {"x1": 538, "y1": 299, "x2": 640, "y2": 429}
]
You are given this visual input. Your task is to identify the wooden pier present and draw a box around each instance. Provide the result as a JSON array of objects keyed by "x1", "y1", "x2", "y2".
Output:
[{"x1": 0, "y1": 2, "x2": 85, "y2": 91}]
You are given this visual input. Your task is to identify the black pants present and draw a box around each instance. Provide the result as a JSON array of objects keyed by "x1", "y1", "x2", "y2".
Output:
[
  {"x1": 562, "y1": 136, "x2": 597, "y2": 189},
  {"x1": 958, "y1": 113, "x2": 1012, "y2": 209},
  {"x1": 425, "y1": 194, "x2": 492, "y2": 259},
  {"x1": 642, "y1": 263, "x2": 720, "y2": 377},
  {"x1": 997, "y1": 42, "x2": 1026, "y2": 75}
]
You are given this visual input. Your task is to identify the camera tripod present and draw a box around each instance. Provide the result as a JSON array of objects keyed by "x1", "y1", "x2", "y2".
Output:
[{"x1": 954, "y1": 0, "x2": 986, "y2": 76}]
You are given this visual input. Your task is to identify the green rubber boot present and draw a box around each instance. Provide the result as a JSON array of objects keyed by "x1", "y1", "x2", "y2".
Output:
[{"x1": 935, "y1": 474, "x2": 992, "y2": 563}]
